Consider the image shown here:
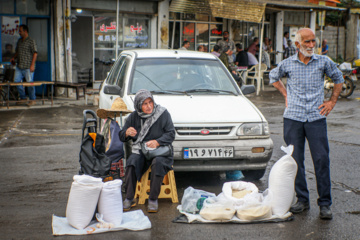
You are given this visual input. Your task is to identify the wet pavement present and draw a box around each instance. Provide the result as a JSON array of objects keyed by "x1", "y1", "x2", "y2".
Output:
[{"x1": 0, "y1": 85, "x2": 359, "y2": 239}]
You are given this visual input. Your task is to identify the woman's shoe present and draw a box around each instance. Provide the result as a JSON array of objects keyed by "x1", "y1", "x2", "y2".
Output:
[
  {"x1": 123, "y1": 198, "x2": 136, "y2": 211},
  {"x1": 147, "y1": 199, "x2": 158, "y2": 213}
]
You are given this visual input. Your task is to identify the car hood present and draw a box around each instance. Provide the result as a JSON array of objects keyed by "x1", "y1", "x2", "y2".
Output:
[{"x1": 151, "y1": 95, "x2": 264, "y2": 123}]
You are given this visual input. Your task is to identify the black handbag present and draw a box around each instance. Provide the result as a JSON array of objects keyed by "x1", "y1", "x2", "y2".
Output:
[{"x1": 141, "y1": 143, "x2": 172, "y2": 160}]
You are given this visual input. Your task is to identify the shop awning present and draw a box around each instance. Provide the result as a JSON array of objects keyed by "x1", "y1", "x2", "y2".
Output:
[
  {"x1": 351, "y1": 8, "x2": 360, "y2": 14},
  {"x1": 169, "y1": 0, "x2": 266, "y2": 23},
  {"x1": 262, "y1": 0, "x2": 346, "y2": 11}
]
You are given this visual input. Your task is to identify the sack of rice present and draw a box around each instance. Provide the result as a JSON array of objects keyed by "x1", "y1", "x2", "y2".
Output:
[{"x1": 66, "y1": 175, "x2": 103, "y2": 230}]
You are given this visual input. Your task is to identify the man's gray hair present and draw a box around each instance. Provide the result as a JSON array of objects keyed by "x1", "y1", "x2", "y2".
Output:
[{"x1": 294, "y1": 28, "x2": 315, "y2": 44}]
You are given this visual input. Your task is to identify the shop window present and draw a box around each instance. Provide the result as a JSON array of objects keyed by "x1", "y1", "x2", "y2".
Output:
[
  {"x1": 182, "y1": 22, "x2": 195, "y2": 50},
  {"x1": 196, "y1": 23, "x2": 209, "y2": 52},
  {"x1": 124, "y1": 18, "x2": 150, "y2": 49},
  {"x1": 16, "y1": 0, "x2": 49, "y2": 15},
  {"x1": 0, "y1": 0, "x2": 14, "y2": 14},
  {"x1": 94, "y1": 16, "x2": 119, "y2": 49},
  {"x1": 210, "y1": 23, "x2": 222, "y2": 51},
  {"x1": 1, "y1": 16, "x2": 19, "y2": 62},
  {"x1": 94, "y1": 49, "x2": 115, "y2": 81},
  {"x1": 169, "y1": 21, "x2": 180, "y2": 49}
]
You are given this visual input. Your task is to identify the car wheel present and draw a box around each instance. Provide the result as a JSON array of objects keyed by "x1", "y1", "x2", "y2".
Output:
[{"x1": 242, "y1": 169, "x2": 266, "y2": 181}]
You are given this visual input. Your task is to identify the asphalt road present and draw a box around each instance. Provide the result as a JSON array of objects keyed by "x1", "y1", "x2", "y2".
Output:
[{"x1": 0, "y1": 86, "x2": 359, "y2": 240}]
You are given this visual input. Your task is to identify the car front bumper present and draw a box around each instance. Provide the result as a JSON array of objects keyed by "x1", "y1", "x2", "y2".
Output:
[{"x1": 172, "y1": 138, "x2": 273, "y2": 171}]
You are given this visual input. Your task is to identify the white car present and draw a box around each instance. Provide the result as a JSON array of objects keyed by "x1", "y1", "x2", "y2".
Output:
[{"x1": 99, "y1": 49, "x2": 273, "y2": 180}]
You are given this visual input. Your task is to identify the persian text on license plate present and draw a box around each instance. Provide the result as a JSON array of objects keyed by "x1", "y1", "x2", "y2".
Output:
[{"x1": 183, "y1": 147, "x2": 234, "y2": 159}]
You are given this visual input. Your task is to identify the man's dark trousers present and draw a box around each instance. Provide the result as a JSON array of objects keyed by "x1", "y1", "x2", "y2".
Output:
[{"x1": 283, "y1": 118, "x2": 332, "y2": 206}]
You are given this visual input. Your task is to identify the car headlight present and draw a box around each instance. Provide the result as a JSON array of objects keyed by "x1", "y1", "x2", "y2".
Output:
[{"x1": 237, "y1": 122, "x2": 269, "y2": 136}]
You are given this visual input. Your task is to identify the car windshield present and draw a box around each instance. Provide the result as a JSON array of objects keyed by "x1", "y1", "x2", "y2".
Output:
[{"x1": 130, "y1": 58, "x2": 239, "y2": 95}]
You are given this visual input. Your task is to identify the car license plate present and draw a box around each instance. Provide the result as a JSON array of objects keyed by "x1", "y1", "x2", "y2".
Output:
[{"x1": 183, "y1": 147, "x2": 234, "y2": 159}]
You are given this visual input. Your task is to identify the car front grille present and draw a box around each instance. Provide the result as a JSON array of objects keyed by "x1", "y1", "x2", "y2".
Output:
[{"x1": 175, "y1": 126, "x2": 233, "y2": 136}]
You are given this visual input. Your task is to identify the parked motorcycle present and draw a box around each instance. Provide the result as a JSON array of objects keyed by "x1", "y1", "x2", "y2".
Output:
[{"x1": 324, "y1": 62, "x2": 356, "y2": 98}]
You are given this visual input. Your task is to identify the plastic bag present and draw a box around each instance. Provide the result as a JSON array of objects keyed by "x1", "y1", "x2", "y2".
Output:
[
  {"x1": 221, "y1": 181, "x2": 259, "y2": 208},
  {"x1": 199, "y1": 197, "x2": 235, "y2": 220},
  {"x1": 236, "y1": 189, "x2": 273, "y2": 221},
  {"x1": 268, "y1": 145, "x2": 298, "y2": 217},
  {"x1": 66, "y1": 175, "x2": 103, "y2": 230},
  {"x1": 181, "y1": 187, "x2": 216, "y2": 214},
  {"x1": 98, "y1": 179, "x2": 123, "y2": 226}
]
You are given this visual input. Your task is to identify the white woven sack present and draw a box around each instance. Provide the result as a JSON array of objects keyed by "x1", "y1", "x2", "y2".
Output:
[
  {"x1": 221, "y1": 181, "x2": 259, "y2": 208},
  {"x1": 98, "y1": 179, "x2": 123, "y2": 226},
  {"x1": 66, "y1": 175, "x2": 103, "y2": 230},
  {"x1": 268, "y1": 145, "x2": 298, "y2": 217}
]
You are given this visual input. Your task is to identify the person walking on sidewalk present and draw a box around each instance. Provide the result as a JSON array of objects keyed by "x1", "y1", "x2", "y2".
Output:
[
  {"x1": 10, "y1": 24, "x2": 38, "y2": 106},
  {"x1": 269, "y1": 28, "x2": 344, "y2": 220}
]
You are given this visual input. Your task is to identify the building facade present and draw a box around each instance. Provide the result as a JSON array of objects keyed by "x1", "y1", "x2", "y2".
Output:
[{"x1": 1, "y1": 0, "x2": 358, "y2": 92}]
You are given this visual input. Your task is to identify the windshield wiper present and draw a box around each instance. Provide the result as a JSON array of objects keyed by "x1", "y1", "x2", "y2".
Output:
[
  {"x1": 185, "y1": 89, "x2": 238, "y2": 96},
  {"x1": 151, "y1": 90, "x2": 191, "y2": 96},
  {"x1": 135, "y1": 70, "x2": 163, "y2": 90}
]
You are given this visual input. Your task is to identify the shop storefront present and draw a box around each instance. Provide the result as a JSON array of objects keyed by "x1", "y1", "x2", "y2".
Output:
[
  {"x1": 0, "y1": 0, "x2": 51, "y2": 84},
  {"x1": 169, "y1": 13, "x2": 223, "y2": 51},
  {"x1": 71, "y1": 0, "x2": 156, "y2": 84}
]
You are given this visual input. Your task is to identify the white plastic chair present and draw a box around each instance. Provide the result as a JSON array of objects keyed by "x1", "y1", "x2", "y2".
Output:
[{"x1": 244, "y1": 63, "x2": 267, "y2": 95}]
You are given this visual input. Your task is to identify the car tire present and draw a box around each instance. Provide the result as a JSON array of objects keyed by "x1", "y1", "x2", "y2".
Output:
[{"x1": 242, "y1": 169, "x2": 266, "y2": 181}]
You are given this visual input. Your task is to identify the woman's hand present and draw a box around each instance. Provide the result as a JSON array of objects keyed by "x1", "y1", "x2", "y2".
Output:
[
  {"x1": 125, "y1": 127, "x2": 137, "y2": 137},
  {"x1": 146, "y1": 140, "x2": 159, "y2": 149}
]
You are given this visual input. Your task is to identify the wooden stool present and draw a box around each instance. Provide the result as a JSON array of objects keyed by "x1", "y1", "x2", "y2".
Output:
[{"x1": 135, "y1": 168, "x2": 178, "y2": 204}]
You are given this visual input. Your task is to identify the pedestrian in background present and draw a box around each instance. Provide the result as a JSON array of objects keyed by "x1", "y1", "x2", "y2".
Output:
[
  {"x1": 211, "y1": 45, "x2": 221, "y2": 57},
  {"x1": 219, "y1": 46, "x2": 241, "y2": 86},
  {"x1": 284, "y1": 39, "x2": 296, "y2": 59},
  {"x1": 269, "y1": 28, "x2": 344, "y2": 220},
  {"x1": 10, "y1": 24, "x2": 38, "y2": 106},
  {"x1": 322, "y1": 39, "x2": 328, "y2": 55},
  {"x1": 179, "y1": 40, "x2": 190, "y2": 50},
  {"x1": 197, "y1": 45, "x2": 205, "y2": 52},
  {"x1": 235, "y1": 43, "x2": 248, "y2": 67},
  {"x1": 247, "y1": 37, "x2": 259, "y2": 56},
  {"x1": 217, "y1": 31, "x2": 235, "y2": 54}
]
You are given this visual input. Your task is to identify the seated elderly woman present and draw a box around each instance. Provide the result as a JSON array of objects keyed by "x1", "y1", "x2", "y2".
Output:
[{"x1": 119, "y1": 89, "x2": 175, "y2": 213}]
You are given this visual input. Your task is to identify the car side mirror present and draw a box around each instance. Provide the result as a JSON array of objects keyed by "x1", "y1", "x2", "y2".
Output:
[
  {"x1": 241, "y1": 85, "x2": 256, "y2": 95},
  {"x1": 103, "y1": 85, "x2": 121, "y2": 95}
]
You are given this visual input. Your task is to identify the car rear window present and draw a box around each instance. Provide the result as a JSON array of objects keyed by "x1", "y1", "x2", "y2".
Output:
[{"x1": 130, "y1": 58, "x2": 238, "y2": 94}]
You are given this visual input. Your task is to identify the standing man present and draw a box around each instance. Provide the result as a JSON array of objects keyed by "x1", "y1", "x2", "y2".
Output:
[
  {"x1": 284, "y1": 39, "x2": 297, "y2": 59},
  {"x1": 217, "y1": 31, "x2": 235, "y2": 54},
  {"x1": 10, "y1": 24, "x2": 37, "y2": 106},
  {"x1": 269, "y1": 28, "x2": 344, "y2": 220},
  {"x1": 322, "y1": 39, "x2": 328, "y2": 55},
  {"x1": 283, "y1": 31, "x2": 289, "y2": 50},
  {"x1": 179, "y1": 40, "x2": 190, "y2": 50},
  {"x1": 218, "y1": 31, "x2": 236, "y2": 64}
]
